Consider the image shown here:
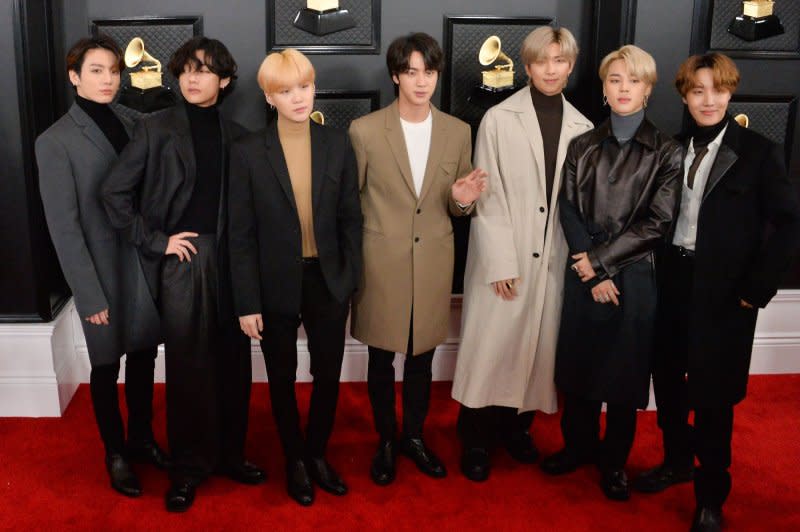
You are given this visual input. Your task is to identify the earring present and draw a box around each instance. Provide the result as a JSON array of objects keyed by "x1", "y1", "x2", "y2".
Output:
[
  {"x1": 643, "y1": 95, "x2": 649, "y2": 108},
  {"x1": 602, "y1": 95, "x2": 608, "y2": 106}
]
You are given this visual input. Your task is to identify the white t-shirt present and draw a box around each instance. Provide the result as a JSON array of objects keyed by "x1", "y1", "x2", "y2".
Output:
[{"x1": 400, "y1": 112, "x2": 433, "y2": 197}]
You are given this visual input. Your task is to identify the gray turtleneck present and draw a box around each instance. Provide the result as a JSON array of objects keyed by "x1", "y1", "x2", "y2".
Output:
[{"x1": 610, "y1": 108, "x2": 645, "y2": 144}]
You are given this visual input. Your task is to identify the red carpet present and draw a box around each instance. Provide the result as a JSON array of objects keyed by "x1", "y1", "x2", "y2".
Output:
[{"x1": 0, "y1": 375, "x2": 798, "y2": 530}]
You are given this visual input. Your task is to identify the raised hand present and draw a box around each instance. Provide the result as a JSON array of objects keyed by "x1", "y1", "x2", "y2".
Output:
[{"x1": 451, "y1": 168, "x2": 488, "y2": 206}]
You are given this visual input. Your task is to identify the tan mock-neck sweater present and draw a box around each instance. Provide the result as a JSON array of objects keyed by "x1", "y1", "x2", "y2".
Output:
[{"x1": 277, "y1": 116, "x2": 317, "y2": 257}]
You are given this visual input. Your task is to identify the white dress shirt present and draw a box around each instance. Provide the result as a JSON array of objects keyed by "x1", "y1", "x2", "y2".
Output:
[{"x1": 672, "y1": 125, "x2": 728, "y2": 250}]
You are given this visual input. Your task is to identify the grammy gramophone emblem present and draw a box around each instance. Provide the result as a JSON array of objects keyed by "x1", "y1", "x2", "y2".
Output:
[
  {"x1": 118, "y1": 37, "x2": 176, "y2": 113},
  {"x1": 310, "y1": 110, "x2": 325, "y2": 125},
  {"x1": 293, "y1": 0, "x2": 357, "y2": 36},
  {"x1": 468, "y1": 35, "x2": 517, "y2": 110},
  {"x1": 728, "y1": 0, "x2": 785, "y2": 41}
]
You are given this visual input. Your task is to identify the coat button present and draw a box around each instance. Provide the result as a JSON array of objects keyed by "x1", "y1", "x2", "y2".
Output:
[
  {"x1": 416, "y1": 208, "x2": 421, "y2": 214},
  {"x1": 415, "y1": 237, "x2": 420, "y2": 242},
  {"x1": 539, "y1": 206, "x2": 545, "y2": 213},
  {"x1": 533, "y1": 252, "x2": 540, "y2": 258}
]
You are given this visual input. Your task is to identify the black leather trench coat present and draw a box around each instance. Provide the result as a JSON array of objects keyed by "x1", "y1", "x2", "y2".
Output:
[{"x1": 556, "y1": 118, "x2": 683, "y2": 407}]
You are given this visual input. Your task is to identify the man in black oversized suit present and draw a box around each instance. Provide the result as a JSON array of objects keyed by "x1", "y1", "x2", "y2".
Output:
[
  {"x1": 102, "y1": 37, "x2": 264, "y2": 512},
  {"x1": 634, "y1": 53, "x2": 800, "y2": 532},
  {"x1": 227, "y1": 49, "x2": 362, "y2": 507}
]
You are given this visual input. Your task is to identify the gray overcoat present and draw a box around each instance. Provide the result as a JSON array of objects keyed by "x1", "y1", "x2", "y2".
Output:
[{"x1": 35, "y1": 104, "x2": 160, "y2": 366}]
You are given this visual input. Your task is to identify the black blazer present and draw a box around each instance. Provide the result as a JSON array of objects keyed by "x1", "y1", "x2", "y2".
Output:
[
  {"x1": 102, "y1": 103, "x2": 248, "y2": 327},
  {"x1": 228, "y1": 120, "x2": 362, "y2": 317},
  {"x1": 657, "y1": 117, "x2": 800, "y2": 406}
]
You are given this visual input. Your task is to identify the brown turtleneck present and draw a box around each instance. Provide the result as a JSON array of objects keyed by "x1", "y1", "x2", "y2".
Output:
[
  {"x1": 530, "y1": 85, "x2": 564, "y2": 207},
  {"x1": 278, "y1": 115, "x2": 317, "y2": 257}
]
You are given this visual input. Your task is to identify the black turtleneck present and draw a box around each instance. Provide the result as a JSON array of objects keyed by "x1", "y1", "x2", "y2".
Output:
[
  {"x1": 174, "y1": 102, "x2": 222, "y2": 234},
  {"x1": 75, "y1": 95, "x2": 129, "y2": 154},
  {"x1": 530, "y1": 85, "x2": 563, "y2": 207},
  {"x1": 689, "y1": 114, "x2": 729, "y2": 150}
]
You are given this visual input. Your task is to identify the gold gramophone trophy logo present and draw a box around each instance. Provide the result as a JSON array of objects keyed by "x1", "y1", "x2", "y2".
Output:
[
  {"x1": 293, "y1": 0, "x2": 356, "y2": 36},
  {"x1": 310, "y1": 110, "x2": 325, "y2": 125},
  {"x1": 728, "y1": 1, "x2": 785, "y2": 41},
  {"x1": 118, "y1": 37, "x2": 176, "y2": 113},
  {"x1": 468, "y1": 35, "x2": 517, "y2": 110},
  {"x1": 479, "y1": 36, "x2": 515, "y2": 91}
]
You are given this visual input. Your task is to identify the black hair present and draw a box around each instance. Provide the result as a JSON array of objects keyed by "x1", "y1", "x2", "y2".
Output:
[
  {"x1": 66, "y1": 35, "x2": 124, "y2": 76},
  {"x1": 385, "y1": 32, "x2": 444, "y2": 80},
  {"x1": 167, "y1": 37, "x2": 238, "y2": 99}
]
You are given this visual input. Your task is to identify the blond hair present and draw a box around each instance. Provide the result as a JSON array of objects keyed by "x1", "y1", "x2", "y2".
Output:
[
  {"x1": 599, "y1": 45, "x2": 657, "y2": 85},
  {"x1": 520, "y1": 26, "x2": 579, "y2": 66},
  {"x1": 257, "y1": 48, "x2": 315, "y2": 93}
]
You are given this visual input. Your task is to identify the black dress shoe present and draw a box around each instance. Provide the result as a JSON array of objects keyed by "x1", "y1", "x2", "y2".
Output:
[
  {"x1": 504, "y1": 431, "x2": 539, "y2": 464},
  {"x1": 306, "y1": 457, "x2": 348, "y2": 495},
  {"x1": 601, "y1": 469, "x2": 630, "y2": 501},
  {"x1": 127, "y1": 439, "x2": 171, "y2": 470},
  {"x1": 165, "y1": 481, "x2": 196, "y2": 513},
  {"x1": 460, "y1": 447, "x2": 490, "y2": 482},
  {"x1": 220, "y1": 461, "x2": 267, "y2": 485},
  {"x1": 105, "y1": 453, "x2": 142, "y2": 497},
  {"x1": 399, "y1": 437, "x2": 447, "y2": 478},
  {"x1": 690, "y1": 506, "x2": 723, "y2": 532},
  {"x1": 370, "y1": 439, "x2": 397, "y2": 486},
  {"x1": 286, "y1": 459, "x2": 314, "y2": 506},
  {"x1": 633, "y1": 463, "x2": 694, "y2": 493},
  {"x1": 540, "y1": 448, "x2": 592, "y2": 476}
]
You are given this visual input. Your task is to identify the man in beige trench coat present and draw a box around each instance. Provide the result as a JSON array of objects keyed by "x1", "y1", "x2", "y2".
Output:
[
  {"x1": 349, "y1": 32, "x2": 487, "y2": 486},
  {"x1": 451, "y1": 27, "x2": 593, "y2": 481}
]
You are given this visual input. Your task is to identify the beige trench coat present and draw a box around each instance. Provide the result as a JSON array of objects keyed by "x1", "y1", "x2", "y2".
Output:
[
  {"x1": 451, "y1": 88, "x2": 592, "y2": 413},
  {"x1": 348, "y1": 101, "x2": 473, "y2": 355}
]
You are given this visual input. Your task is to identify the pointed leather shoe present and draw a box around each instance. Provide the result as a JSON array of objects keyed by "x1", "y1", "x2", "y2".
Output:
[
  {"x1": 127, "y1": 439, "x2": 171, "y2": 470},
  {"x1": 221, "y1": 461, "x2": 267, "y2": 485},
  {"x1": 690, "y1": 506, "x2": 722, "y2": 532},
  {"x1": 460, "y1": 447, "x2": 490, "y2": 482},
  {"x1": 400, "y1": 437, "x2": 447, "y2": 478},
  {"x1": 370, "y1": 439, "x2": 397, "y2": 486},
  {"x1": 601, "y1": 469, "x2": 631, "y2": 501},
  {"x1": 286, "y1": 459, "x2": 314, "y2": 506},
  {"x1": 504, "y1": 431, "x2": 539, "y2": 464},
  {"x1": 633, "y1": 463, "x2": 694, "y2": 493},
  {"x1": 165, "y1": 481, "x2": 196, "y2": 513},
  {"x1": 307, "y1": 457, "x2": 348, "y2": 495},
  {"x1": 105, "y1": 453, "x2": 142, "y2": 497}
]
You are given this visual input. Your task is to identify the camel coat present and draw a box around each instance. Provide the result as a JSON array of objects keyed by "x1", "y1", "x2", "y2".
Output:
[
  {"x1": 451, "y1": 88, "x2": 592, "y2": 413},
  {"x1": 349, "y1": 101, "x2": 473, "y2": 355}
]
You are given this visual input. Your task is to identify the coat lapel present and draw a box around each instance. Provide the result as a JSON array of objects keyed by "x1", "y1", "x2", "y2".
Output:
[
  {"x1": 514, "y1": 90, "x2": 547, "y2": 201},
  {"x1": 171, "y1": 105, "x2": 197, "y2": 205},
  {"x1": 310, "y1": 122, "x2": 327, "y2": 214},
  {"x1": 552, "y1": 98, "x2": 590, "y2": 206},
  {"x1": 68, "y1": 104, "x2": 117, "y2": 161},
  {"x1": 702, "y1": 123, "x2": 740, "y2": 202},
  {"x1": 417, "y1": 106, "x2": 447, "y2": 205},
  {"x1": 384, "y1": 101, "x2": 418, "y2": 198},
  {"x1": 264, "y1": 120, "x2": 298, "y2": 213}
]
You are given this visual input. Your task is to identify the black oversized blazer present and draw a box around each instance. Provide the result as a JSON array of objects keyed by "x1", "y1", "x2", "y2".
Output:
[
  {"x1": 227, "y1": 120, "x2": 363, "y2": 318},
  {"x1": 102, "y1": 102, "x2": 248, "y2": 329},
  {"x1": 656, "y1": 117, "x2": 800, "y2": 407}
]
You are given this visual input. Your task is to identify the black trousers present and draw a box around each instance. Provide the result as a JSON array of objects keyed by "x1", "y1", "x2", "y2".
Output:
[
  {"x1": 560, "y1": 394, "x2": 637, "y2": 471},
  {"x1": 367, "y1": 321, "x2": 435, "y2": 440},
  {"x1": 654, "y1": 245, "x2": 736, "y2": 509},
  {"x1": 89, "y1": 346, "x2": 158, "y2": 455},
  {"x1": 260, "y1": 259, "x2": 349, "y2": 461},
  {"x1": 160, "y1": 235, "x2": 253, "y2": 484},
  {"x1": 457, "y1": 405, "x2": 534, "y2": 450}
]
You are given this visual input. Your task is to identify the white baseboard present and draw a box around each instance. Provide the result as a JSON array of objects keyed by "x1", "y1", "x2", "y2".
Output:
[{"x1": 3, "y1": 291, "x2": 799, "y2": 416}]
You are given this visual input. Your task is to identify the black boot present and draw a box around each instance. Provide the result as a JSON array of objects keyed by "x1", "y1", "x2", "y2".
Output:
[
  {"x1": 306, "y1": 457, "x2": 347, "y2": 495},
  {"x1": 460, "y1": 447, "x2": 490, "y2": 482},
  {"x1": 370, "y1": 439, "x2": 397, "y2": 486},
  {"x1": 105, "y1": 453, "x2": 142, "y2": 497},
  {"x1": 286, "y1": 459, "x2": 314, "y2": 506}
]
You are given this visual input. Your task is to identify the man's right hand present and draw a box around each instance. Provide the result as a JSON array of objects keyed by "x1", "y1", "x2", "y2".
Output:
[
  {"x1": 239, "y1": 314, "x2": 263, "y2": 340},
  {"x1": 166, "y1": 232, "x2": 199, "y2": 261}
]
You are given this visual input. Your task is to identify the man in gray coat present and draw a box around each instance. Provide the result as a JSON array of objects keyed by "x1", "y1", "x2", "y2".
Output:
[{"x1": 36, "y1": 36, "x2": 166, "y2": 497}]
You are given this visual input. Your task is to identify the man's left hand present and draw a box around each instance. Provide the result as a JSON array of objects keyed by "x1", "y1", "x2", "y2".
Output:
[{"x1": 451, "y1": 168, "x2": 488, "y2": 206}]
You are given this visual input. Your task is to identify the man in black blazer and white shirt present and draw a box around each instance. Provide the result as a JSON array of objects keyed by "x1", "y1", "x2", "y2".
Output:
[{"x1": 635, "y1": 53, "x2": 800, "y2": 532}]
